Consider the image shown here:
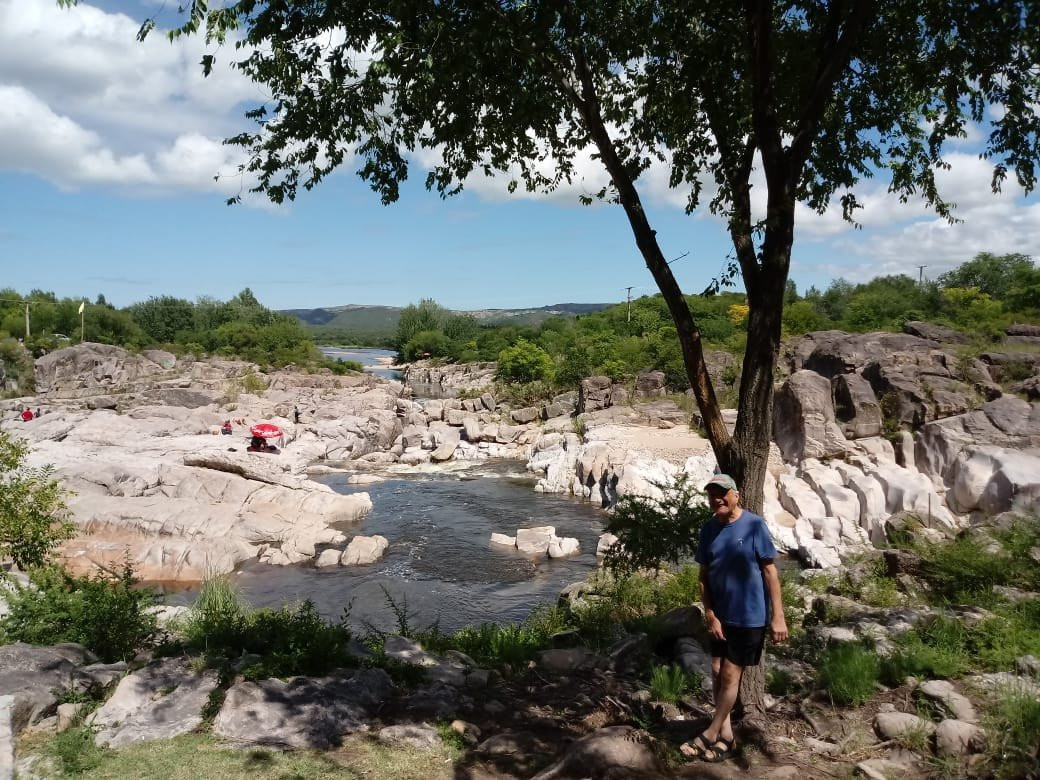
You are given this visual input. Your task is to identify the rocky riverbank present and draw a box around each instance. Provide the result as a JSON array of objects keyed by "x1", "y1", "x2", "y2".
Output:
[{"x1": 4, "y1": 325, "x2": 1040, "y2": 583}]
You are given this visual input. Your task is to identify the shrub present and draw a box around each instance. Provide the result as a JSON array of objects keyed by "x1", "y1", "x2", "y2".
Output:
[
  {"x1": 603, "y1": 473, "x2": 710, "y2": 574},
  {"x1": 918, "y1": 535, "x2": 1009, "y2": 601},
  {"x1": 497, "y1": 339, "x2": 554, "y2": 383},
  {"x1": 0, "y1": 432, "x2": 75, "y2": 569},
  {"x1": 181, "y1": 577, "x2": 355, "y2": 679},
  {"x1": 0, "y1": 564, "x2": 157, "y2": 662},
  {"x1": 240, "y1": 372, "x2": 268, "y2": 395},
  {"x1": 819, "y1": 642, "x2": 880, "y2": 706}
]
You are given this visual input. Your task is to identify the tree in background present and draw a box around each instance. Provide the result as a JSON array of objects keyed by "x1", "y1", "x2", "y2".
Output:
[
  {"x1": 497, "y1": 339, "x2": 555, "y2": 384},
  {"x1": 114, "y1": 0, "x2": 1040, "y2": 528},
  {"x1": 0, "y1": 432, "x2": 74, "y2": 570},
  {"x1": 127, "y1": 295, "x2": 197, "y2": 344},
  {"x1": 937, "y1": 253, "x2": 1036, "y2": 300}
]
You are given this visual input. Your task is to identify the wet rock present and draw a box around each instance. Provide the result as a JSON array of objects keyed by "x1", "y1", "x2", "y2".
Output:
[{"x1": 340, "y1": 534, "x2": 388, "y2": 565}]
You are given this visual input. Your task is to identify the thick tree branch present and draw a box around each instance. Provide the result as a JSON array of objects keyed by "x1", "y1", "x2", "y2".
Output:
[{"x1": 567, "y1": 48, "x2": 732, "y2": 456}]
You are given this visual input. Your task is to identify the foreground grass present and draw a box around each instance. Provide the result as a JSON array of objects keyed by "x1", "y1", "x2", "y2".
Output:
[{"x1": 26, "y1": 731, "x2": 460, "y2": 780}]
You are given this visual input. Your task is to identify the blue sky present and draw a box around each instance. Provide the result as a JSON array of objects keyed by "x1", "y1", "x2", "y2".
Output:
[{"x1": 2, "y1": 0, "x2": 1038, "y2": 312}]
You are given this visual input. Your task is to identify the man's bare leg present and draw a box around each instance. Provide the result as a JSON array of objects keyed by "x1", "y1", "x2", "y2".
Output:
[{"x1": 703, "y1": 658, "x2": 742, "y2": 743}]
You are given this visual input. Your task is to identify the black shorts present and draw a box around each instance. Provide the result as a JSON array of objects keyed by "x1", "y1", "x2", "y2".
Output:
[{"x1": 710, "y1": 625, "x2": 766, "y2": 667}]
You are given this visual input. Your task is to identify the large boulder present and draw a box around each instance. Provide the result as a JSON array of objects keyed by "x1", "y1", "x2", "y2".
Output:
[
  {"x1": 211, "y1": 669, "x2": 394, "y2": 749},
  {"x1": 773, "y1": 370, "x2": 849, "y2": 462},
  {"x1": 35, "y1": 343, "x2": 172, "y2": 398},
  {"x1": 0, "y1": 644, "x2": 97, "y2": 733},
  {"x1": 89, "y1": 657, "x2": 219, "y2": 747}
]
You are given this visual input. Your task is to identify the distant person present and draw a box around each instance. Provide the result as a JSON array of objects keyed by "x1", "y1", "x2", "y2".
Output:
[
  {"x1": 248, "y1": 435, "x2": 265, "y2": 452},
  {"x1": 221, "y1": 420, "x2": 233, "y2": 435},
  {"x1": 20, "y1": 407, "x2": 33, "y2": 422},
  {"x1": 34, "y1": 408, "x2": 41, "y2": 419},
  {"x1": 294, "y1": 406, "x2": 300, "y2": 424}
]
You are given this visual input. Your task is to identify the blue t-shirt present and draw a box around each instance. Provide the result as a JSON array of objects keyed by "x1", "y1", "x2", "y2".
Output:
[{"x1": 695, "y1": 510, "x2": 777, "y2": 628}]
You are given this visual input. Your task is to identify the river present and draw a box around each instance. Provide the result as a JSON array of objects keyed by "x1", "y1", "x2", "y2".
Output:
[
  {"x1": 319, "y1": 346, "x2": 400, "y2": 380},
  {"x1": 172, "y1": 461, "x2": 607, "y2": 634}
]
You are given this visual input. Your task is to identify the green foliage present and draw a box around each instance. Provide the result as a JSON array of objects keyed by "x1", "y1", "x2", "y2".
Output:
[
  {"x1": 984, "y1": 688, "x2": 1040, "y2": 779},
  {"x1": 0, "y1": 564, "x2": 157, "y2": 662},
  {"x1": 497, "y1": 339, "x2": 554, "y2": 383},
  {"x1": 937, "y1": 253, "x2": 1036, "y2": 300},
  {"x1": 402, "y1": 329, "x2": 452, "y2": 362},
  {"x1": 603, "y1": 473, "x2": 710, "y2": 574},
  {"x1": 49, "y1": 724, "x2": 107, "y2": 775},
  {"x1": 818, "y1": 642, "x2": 880, "y2": 706},
  {"x1": 240, "y1": 371, "x2": 268, "y2": 395},
  {"x1": 179, "y1": 576, "x2": 356, "y2": 679},
  {"x1": 0, "y1": 337, "x2": 35, "y2": 396},
  {"x1": 648, "y1": 664, "x2": 698, "y2": 704},
  {"x1": 0, "y1": 432, "x2": 74, "y2": 569},
  {"x1": 880, "y1": 616, "x2": 971, "y2": 684}
]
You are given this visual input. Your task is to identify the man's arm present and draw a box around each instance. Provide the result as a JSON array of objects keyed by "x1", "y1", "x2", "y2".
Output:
[
  {"x1": 761, "y1": 561, "x2": 788, "y2": 643},
  {"x1": 699, "y1": 564, "x2": 725, "y2": 640}
]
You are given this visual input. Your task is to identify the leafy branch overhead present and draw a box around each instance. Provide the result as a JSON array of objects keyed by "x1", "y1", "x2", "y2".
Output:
[{"x1": 62, "y1": 0, "x2": 1040, "y2": 515}]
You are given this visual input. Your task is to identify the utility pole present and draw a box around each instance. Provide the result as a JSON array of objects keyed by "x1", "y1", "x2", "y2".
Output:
[
  {"x1": 917, "y1": 265, "x2": 928, "y2": 285},
  {"x1": 24, "y1": 301, "x2": 30, "y2": 339},
  {"x1": 625, "y1": 286, "x2": 634, "y2": 323}
]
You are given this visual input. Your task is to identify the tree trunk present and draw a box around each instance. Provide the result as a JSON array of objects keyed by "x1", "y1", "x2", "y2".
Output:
[
  {"x1": 735, "y1": 663, "x2": 766, "y2": 722},
  {"x1": 727, "y1": 261, "x2": 788, "y2": 513}
]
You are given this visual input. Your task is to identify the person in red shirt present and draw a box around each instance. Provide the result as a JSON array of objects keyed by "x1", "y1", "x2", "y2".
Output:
[{"x1": 20, "y1": 407, "x2": 33, "y2": 422}]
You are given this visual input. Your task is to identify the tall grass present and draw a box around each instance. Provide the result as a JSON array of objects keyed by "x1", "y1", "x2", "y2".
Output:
[{"x1": 819, "y1": 642, "x2": 880, "y2": 706}]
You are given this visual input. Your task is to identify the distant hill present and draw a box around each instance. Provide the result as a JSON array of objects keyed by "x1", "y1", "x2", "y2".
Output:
[{"x1": 281, "y1": 302, "x2": 613, "y2": 340}]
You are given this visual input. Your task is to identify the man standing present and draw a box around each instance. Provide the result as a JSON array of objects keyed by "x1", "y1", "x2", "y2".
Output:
[{"x1": 681, "y1": 473, "x2": 788, "y2": 763}]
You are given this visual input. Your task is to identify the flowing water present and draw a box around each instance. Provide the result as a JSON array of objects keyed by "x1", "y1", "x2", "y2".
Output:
[
  {"x1": 170, "y1": 462, "x2": 607, "y2": 634},
  {"x1": 319, "y1": 346, "x2": 400, "y2": 380}
]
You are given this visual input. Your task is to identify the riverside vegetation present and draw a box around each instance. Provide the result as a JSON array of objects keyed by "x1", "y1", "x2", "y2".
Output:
[
  {"x1": 2, "y1": 442, "x2": 1039, "y2": 778},
  {"x1": 4, "y1": 252, "x2": 1040, "y2": 403}
]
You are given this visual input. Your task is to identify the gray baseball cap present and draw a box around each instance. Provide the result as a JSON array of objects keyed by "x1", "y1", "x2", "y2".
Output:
[{"x1": 704, "y1": 473, "x2": 738, "y2": 492}]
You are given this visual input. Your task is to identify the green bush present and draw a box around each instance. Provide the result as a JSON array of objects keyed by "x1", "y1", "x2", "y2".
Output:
[
  {"x1": 0, "y1": 433, "x2": 75, "y2": 570},
  {"x1": 819, "y1": 642, "x2": 880, "y2": 705},
  {"x1": 0, "y1": 565, "x2": 157, "y2": 662},
  {"x1": 180, "y1": 578, "x2": 356, "y2": 679},
  {"x1": 603, "y1": 473, "x2": 710, "y2": 574},
  {"x1": 917, "y1": 535, "x2": 1011, "y2": 602},
  {"x1": 497, "y1": 339, "x2": 554, "y2": 383}
]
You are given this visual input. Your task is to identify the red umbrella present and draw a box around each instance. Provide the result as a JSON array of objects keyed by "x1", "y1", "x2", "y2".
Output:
[{"x1": 250, "y1": 423, "x2": 284, "y2": 439}]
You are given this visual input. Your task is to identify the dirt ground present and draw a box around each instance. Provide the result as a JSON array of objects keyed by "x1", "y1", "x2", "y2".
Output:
[{"x1": 328, "y1": 662, "x2": 931, "y2": 779}]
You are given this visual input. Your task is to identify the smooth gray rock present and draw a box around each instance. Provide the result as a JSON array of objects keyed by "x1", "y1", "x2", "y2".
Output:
[
  {"x1": 0, "y1": 644, "x2": 96, "y2": 734},
  {"x1": 377, "y1": 723, "x2": 441, "y2": 749},
  {"x1": 935, "y1": 719, "x2": 983, "y2": 756},
  {"x1": 212, "y1": 669, "x2": 393, "y2": 749},
  {"x1": 90, "y1": 657, "x2": 220, "y2": 747},
  {"x1": 874, "y1": 711, "x2": 935, "y2": 741},
  {"x1": 773, "y1": 370, "x2": 849, "y2": 462},
  {"x1": 919, "y1": 679, "x2": 978, "y2": 723}
]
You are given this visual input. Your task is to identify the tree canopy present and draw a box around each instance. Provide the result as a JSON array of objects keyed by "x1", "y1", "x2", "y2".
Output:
[{"x1": 69, "y1": 0, "x2": 1040, "y2": 516}]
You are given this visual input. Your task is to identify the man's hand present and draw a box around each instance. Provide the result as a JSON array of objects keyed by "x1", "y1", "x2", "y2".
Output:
[
  {"x1": 770, "y1": 614, "x2": 789, "y2": 643},
  {"x1": 706, "y1": 612, "x2": 726, "y2": 641}
]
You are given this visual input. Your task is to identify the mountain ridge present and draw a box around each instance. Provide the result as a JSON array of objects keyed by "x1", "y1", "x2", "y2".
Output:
[{"x1": 281, "y1": 302, "x2": 614, "y2": 332}]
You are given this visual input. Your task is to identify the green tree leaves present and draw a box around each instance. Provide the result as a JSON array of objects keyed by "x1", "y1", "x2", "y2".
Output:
[{"x1": 0, "y1": 432, "x2": 74, "y2": 570}]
